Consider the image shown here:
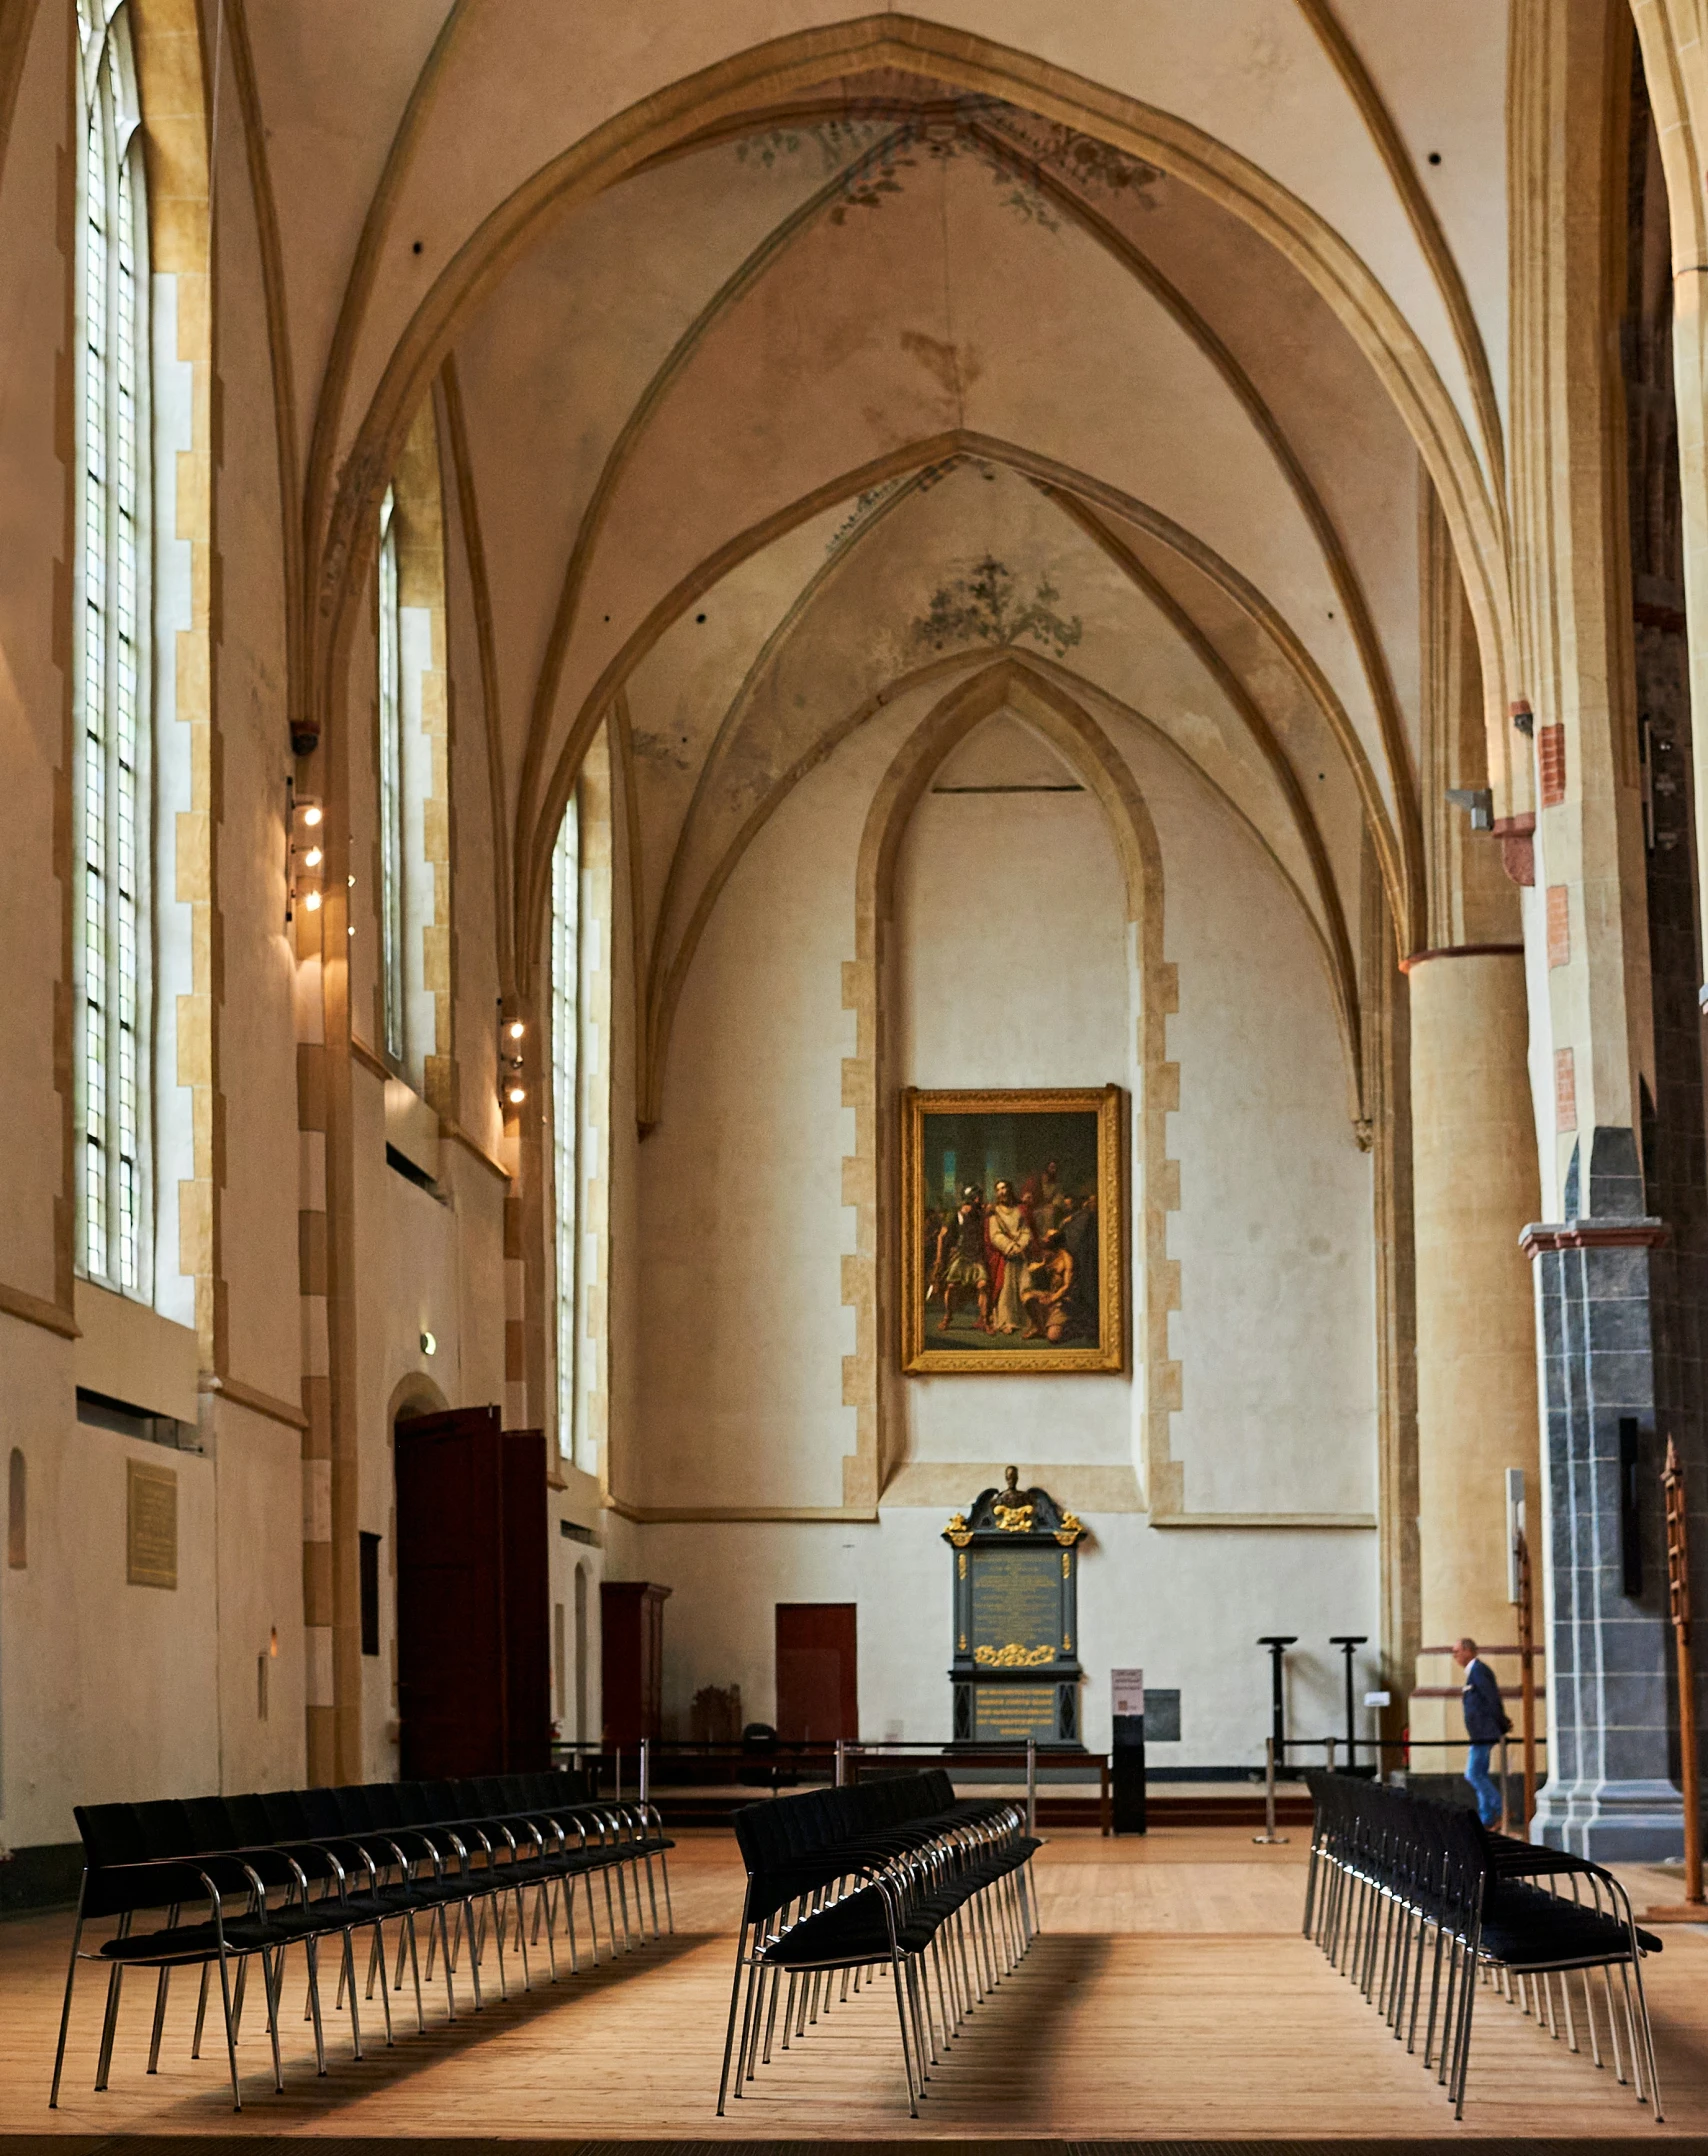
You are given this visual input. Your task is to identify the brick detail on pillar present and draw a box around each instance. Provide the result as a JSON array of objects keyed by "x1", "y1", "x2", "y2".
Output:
[
  {"x1": 1538, "y1": 723, "x2": 1567, "y2": 807},
  {"x1": 1524, "y1": 1131, "x2": 1679, "y2": 1859},
  {"x1": 295, "y1": 906, "x2": 334, "y2": 1785},
  {"x1": 504, "y1": 1178, "x2": 527, "y2": 1431},
  {"x1": 1492, "y1": 814, "x2": 1535, "y2": 887},
  {"x1": 1554, "y1": 1047, "x2": 1577, "y2": 1131},
  {"x1": 1546, "y1": 885, "x2": 1571, "y2": 968}
]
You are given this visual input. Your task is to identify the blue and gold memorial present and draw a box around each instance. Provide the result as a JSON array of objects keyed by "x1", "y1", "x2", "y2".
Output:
[{"x1": 944, "y1": 1467, "x2": 1085, "y2": 1743}]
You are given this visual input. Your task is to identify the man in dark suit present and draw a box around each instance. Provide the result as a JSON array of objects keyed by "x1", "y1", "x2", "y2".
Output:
[{"x1": 1453, "y1": 1635, "x2": 1510, "y2": 1827}]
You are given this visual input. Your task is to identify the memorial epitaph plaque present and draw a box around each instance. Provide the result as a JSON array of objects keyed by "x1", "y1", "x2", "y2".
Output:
[{"x1": 944, "y1": 1467, "x2": 1085, "y2": 1743}]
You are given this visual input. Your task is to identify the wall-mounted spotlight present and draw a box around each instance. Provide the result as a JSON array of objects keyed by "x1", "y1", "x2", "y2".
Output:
[
  {"x1": 498, "y1": 999, "x2": 527, "y2": 1109},
  {"x1": 420, "y1": 1329, "x2": 437, "y2": 1357},
  {"x1": 286, "y1": 780, "x2": 326, "y2": 925}
]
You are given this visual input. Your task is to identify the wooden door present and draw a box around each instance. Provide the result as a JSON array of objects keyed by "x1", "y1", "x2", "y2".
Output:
[
  {"x1": 602, "y1": 1580, "x2": 671, "y2": 1747},
  {"x1": 500, "y1": 1429, "x2": 551, "y2": 1769},
  {"x1": 775, "y1": 1603, "x2": 858, "y2": 1742},
  {"x1": 394, "y1": 1409, "x2": 551, "y2": 1776},
  {"x1": 396, "y1": 1407, "x2": 506, "y2": 1778}
]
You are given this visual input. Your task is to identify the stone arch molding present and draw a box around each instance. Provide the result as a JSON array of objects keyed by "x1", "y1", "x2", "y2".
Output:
[{"x1": 836, "y1": 657, "x2": 1184, "y2": 1520}]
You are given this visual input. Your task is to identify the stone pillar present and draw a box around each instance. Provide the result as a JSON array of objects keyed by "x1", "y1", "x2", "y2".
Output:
[
  {"x1": 1408, "y1": 949, "x2": 1542, "y2": 1771},
  {"x1": 1527, "y1": 1127, "x2": 1680, "y2": 1858}
]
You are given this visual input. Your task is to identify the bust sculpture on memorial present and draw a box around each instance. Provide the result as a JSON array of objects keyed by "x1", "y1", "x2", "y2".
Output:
[{"x1": 943, "y1": 1465, "x2": 1087, "y2": 1548}]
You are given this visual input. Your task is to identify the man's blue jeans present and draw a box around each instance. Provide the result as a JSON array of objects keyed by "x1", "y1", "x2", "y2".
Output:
[{"x1": 1465, "y1": 1741, "x2": 1502, "y2": 1827}]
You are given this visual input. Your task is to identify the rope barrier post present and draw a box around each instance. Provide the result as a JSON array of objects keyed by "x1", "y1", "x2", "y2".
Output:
[
  {"x1": 1252, "y1": 1734, "x2": 1289, "y2": 1844},
  {"x1": 640, "y1": 1736, "x2": 649, "y2": 1810},
  {"x1": 1026, "y1": 1737, "x2": 1037, "y2": 1838},
  {"x1": 1498, "y1": 1731, "x2": 1510, "y2": 1835},
  {"x1": 835, "y1": 1738, "x2": 846, "y2": 1789},
  {"x1": 1324, "y1": 1734, "x2": 1336, "y2": 1776},
  {"x1": 614, "y1": 1748, "x2": 621, "y2": 1803}
]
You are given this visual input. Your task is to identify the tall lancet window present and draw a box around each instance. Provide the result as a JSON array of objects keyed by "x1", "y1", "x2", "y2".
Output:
[
  {"x1": 377, "y1": 484, "x2": 404, "y2": 1062},
  {"x1": 551, "y1": 797, "x2": 582, "y2": 1461},
  {"x1": 74, "y1": 0, "x2": 151, "y2": 1298}
]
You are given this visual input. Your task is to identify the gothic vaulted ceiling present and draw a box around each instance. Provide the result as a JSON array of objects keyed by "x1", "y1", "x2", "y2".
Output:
[{"x1": 187, "y1": 5, "x2": 1516, "y2": 1087}]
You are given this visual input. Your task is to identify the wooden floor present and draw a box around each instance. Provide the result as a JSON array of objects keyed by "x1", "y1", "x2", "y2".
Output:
[{"x1": 4, "y1": 1828, "x2": 1708, "y2": 2140}]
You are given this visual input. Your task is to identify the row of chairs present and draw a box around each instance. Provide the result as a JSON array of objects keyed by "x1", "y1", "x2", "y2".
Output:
[
  {"x1": 1303, "y1": 1773, "x2": 1664, "y2": 2121},
  {"x1": 51, "y1": 1769, "x2": 673, "y2": 2111},
  {"x1": 718, "y1": 1768, "x2": 1040, "y2": 2117}
]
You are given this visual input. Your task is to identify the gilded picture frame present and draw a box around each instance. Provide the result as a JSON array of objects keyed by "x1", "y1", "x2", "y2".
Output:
[{"x1": 900, "y1": 1085, "x2": 1127, "y2": 1375}]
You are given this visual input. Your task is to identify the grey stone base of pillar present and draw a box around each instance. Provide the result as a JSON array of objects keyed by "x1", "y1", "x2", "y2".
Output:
[{"x1": 1532, "y1": 1773, "x2": 1684, "y2": 1861}]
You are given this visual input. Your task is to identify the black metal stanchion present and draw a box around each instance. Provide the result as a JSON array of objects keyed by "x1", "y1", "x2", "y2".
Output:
[
  {"x1": 1257, "y1": 1636, "x2": 1296, "y2": 1766},
  {"x1": 1329, "y1": 1634, "x2": 1368, "y2": 1774}
]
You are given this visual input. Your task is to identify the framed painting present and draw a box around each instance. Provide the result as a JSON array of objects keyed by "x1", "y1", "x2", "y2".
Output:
[{"x1": 900, "y1": 1086, "x2": 1126, "y2": 1375}]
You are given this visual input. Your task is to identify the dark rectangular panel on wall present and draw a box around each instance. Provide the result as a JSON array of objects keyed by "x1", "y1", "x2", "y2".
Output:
[
  {"x1": 395, "y1": 1407, "x2": 506, "y2": 1779},
  {"x1": 501, "y1": 1429, "x2": 551, "y2": 1769},
  {"x1": 775, "y1": 1602, "x2": 858, "y2": 1742},
  {"x1": 359, "y1": 1531, "x2": 381, "y2": 1657}
]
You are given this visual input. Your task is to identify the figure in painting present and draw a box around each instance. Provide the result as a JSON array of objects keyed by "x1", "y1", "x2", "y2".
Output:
[
  {"x1": 1032, "y1": 1159, "x2": 1066, "y2": 1239},
  {"x1": 931, "y1": 1186, "x2": 992, "y2": 1333},
  {"x1": 1020, "y1": 1231, "x2": 1075, "y2": 1341},
  {"x1": 985, "y1": 1179, "x2": 1034, "y2": 1334}
]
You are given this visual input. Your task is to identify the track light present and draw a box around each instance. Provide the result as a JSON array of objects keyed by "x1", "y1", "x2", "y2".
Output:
[{"x1": 287, "y1": 783, "x2": 327, "y2": 926}]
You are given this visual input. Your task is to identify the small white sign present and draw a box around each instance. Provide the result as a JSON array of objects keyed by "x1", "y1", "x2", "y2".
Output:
[
  {"x1": 1111, "y1": 1666, "x2": 1144, "y2": 1717},
  {"x1": 1364, "y1": 1690, "x2": 1391, "y2": 1708}
]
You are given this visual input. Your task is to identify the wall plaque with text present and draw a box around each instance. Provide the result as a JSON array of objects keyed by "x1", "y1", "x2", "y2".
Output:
[
  {"x1": 944, "y1": 1467, "x2": 1085, "y2": 1744},
  {"x1": 126, "y1": 1458, "x2": 178, "y2": 1590}
]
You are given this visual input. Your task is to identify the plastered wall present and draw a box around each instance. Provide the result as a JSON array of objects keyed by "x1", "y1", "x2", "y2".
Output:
[{"x1": 627, "y1": 691, "x2": 1380, "y2": 1764}]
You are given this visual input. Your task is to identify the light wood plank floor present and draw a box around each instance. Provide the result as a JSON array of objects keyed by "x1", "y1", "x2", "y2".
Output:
[{"x1": 4, "y1": 1828, "x2": 1707, "y2": 2138}]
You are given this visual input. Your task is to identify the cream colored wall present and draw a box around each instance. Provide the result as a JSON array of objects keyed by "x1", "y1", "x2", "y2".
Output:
[
  {"x1": 1119, "y1": 718, "x2": 1379, "y2": 1519},
  {"x1": 0, "y1": 1356, "x2": 302, "y2": 1848},
  {"x1": 898, "y1": 725, "x2": 1137, "y2": 1472},
  {"x1": 625, "y1": 666, "x2": 1378, "y2": 1759},
  {"x1": 630, "y1": 1513, "x2": 1375, "y2": 1765}
]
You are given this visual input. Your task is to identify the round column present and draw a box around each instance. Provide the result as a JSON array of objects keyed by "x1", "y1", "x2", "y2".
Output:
[{"x1": 1408, "y1": 948, "x2": 1541, "y2": 1765}]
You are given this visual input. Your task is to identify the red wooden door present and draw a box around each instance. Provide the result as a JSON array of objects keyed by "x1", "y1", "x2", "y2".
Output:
[
  {"x1": 394, "y1": 1409, "x2": 551, "y2": 1776},
  {"x1": 775, "y1": 1603, "x2": 858, "y2": 1742}
]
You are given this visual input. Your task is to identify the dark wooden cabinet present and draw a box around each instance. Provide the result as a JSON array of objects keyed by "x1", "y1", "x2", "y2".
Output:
[{"x1": 601, "y1": 1580, "x2": 671, "y2": 1747}]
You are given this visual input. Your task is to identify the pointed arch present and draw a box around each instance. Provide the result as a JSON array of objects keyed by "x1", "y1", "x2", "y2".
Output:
[{"x1": 835, "y1": 656, "x2": 1182, "y2": 1516}]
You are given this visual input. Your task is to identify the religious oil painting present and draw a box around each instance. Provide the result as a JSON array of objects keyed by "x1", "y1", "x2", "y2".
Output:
[{"x1": 900, "y1": 1086, "x2": 1126, "y2": 1375}]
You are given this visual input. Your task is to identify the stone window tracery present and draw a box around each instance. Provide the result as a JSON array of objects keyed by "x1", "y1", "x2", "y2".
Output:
[
  {"x1": 377, "y1": 483, "x2": 405, "y2": 1064},
  {"x1": 74, "y1": 0, "x2": 151, "y2": 1300}
]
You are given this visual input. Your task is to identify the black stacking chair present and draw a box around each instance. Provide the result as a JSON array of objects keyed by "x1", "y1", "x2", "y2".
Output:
[
  {"x1": 1303, "y1": 1774, "x2": 1664, "y2": 2121},
  {"x1": 717, "y1": 1771, "x2": 1039, "y2": 2117},
  {"x1": 52, "y1": 1800, "x2": 297, "y2": 2110}
]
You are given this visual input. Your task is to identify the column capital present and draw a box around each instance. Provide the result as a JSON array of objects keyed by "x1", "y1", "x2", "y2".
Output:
[{"x1": 1519, "y1": 1218, "x2": 1669, "y2": 1256}]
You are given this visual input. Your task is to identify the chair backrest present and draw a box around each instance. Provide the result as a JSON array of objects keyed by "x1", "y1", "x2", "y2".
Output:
[{"x1": 75, "y1": 1802, "x2": 209, "y2": 1919}]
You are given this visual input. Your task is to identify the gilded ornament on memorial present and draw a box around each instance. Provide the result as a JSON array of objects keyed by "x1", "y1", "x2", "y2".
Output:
[
  {"x1": 992, "y1": 1499, "x2": 1035, "y2": 1533},
  {"x1": 974, "y1": 1641, "x2": 1056, "y2": 1667}
]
